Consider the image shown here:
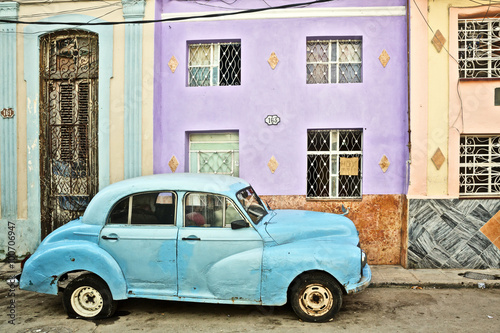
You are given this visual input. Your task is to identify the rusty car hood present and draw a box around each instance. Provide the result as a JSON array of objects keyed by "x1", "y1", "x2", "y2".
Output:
[{"x1": 263, "y1": 209, "x2": 359, "y2": 245}]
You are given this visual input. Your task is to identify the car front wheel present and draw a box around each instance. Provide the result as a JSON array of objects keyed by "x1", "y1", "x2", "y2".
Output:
[
  {"x1": 63, "y1": 273, "x2": 117, "y2": 319},
  {"x1": 290, "y1": 272, "x2": 342, "y2": 322}
]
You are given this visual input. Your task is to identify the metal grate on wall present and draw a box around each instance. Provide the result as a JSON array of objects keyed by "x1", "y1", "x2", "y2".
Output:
[
  {"x1": 458, "y1": 18, "x2": 500, "y2": 79},
  {"x1": 307, "y1": 129, "x2": 363, "y2": 198},
  {"x1": 460, "y1": 135, "x2": 500, "y2": 196}
]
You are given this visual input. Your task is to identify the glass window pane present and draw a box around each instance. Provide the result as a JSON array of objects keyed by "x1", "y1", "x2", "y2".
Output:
[
  {"x1": 339, "y1": 41, "x2": 361, "y2": 62},
  {"x1": 339, "y1": 64, "x2": 362, "y2": 83},
  {"x1": 189, "y1": 67, "x2": 210, "y2": 86},
  {"x1": 108, "y1": 197, "x2": 129, "y2": 224},
  {"x1": 131, "y1": 193, "x2": 160, "y2": 224},
  {"x1": 306, "y1": 41, "x2": 329, "y2": 62},
  {"x1": 306, "y1": 64, "x2": 328, "y2": 84},
  {"x1": 308, "y1": 130, "x2": 330, "y2": 151},
  {"x1": 189, "y1": 44, "x2": 211, "y2": 66}
]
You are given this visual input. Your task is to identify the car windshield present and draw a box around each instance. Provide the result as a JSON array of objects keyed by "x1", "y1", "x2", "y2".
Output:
[{"x1": 236, "y1": 187, "x2": 268, "y2": 224}]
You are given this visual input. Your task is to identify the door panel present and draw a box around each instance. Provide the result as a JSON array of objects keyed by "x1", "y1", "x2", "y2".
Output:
[
  {"x1": 100, "y1": 225, "x2": 178, "y2": 296},
  {"x1": 177, "y1": 227, "x2": 263, "y2": 302}
]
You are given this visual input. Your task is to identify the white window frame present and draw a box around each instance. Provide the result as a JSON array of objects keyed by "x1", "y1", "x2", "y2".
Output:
[
  {"x1": 306, "y1": 39, "x2": 362, "y2": 84},
  {"x1": 307, "y1": 129, "x2": 363, "y2": 199},
  {"x1": 188, "y1": 42, "x2": 241, "y2": 87}
]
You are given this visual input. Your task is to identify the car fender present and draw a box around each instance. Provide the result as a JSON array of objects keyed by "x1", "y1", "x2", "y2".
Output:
[
  {"x1": 261, "y1": 240, "x2": 361, "y2": 305},
  {"x1": 19, "y1": 241, "x2": 128, "y2": 300}
]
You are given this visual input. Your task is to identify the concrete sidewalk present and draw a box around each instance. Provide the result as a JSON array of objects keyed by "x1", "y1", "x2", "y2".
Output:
[
  {"x1": 2, "y1": 262, "x2": 500, "y2": 288},
  {"x1": 371, "y1": 265, "x2": 500, "y2": 288}
]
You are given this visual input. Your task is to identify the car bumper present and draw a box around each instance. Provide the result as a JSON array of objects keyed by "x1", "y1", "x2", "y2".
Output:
[
  {"x1": 346, "y1": 264, "x2": 371, "y2": 294},
  {"x1": 7, "y1": 273, "x2": 21, "y2": 288}
]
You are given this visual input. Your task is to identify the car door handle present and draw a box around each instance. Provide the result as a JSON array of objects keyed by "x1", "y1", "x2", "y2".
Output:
[
  {"x1": 102, "y1": 235, "x2": 119, "y2": 240},
  {"x1": 182, "y1": 236, "x2": 201, "y2": 241}
]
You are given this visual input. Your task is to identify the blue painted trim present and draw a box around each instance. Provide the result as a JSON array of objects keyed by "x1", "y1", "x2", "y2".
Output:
[
  {"x1": 24, "y1": 15, "x2": 113, "y2": 243},
  {"x1": 0, "y1": 2, "x2": 19, "y2": 220},
  {"x1": 123, "y1": 0, "x2": 145, "y2": 179}
]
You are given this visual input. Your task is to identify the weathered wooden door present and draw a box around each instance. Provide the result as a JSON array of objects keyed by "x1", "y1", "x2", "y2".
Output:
[{"x1": 39, "y1": 30, "x2": 99, "y2": 238}]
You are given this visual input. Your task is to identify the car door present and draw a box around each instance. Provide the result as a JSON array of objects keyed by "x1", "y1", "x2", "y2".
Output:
[
  {"x1": 177, "y1": 192, "x2": 263, "y2": 302},
  {"x1": 99, "y1": 191, "x2": 178, "y2": 297}
]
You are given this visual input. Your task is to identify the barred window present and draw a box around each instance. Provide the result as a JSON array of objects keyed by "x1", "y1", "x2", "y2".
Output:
[
  {"x1": 188, "y1": 42, "x2": 241, "y2": 86},
  {"x1": 460, "y1": 135, "x2": 500, "y2": 196},
  {"x1": 458, "y1": 18, "x2": 500, "y2": 79},
  {"x1": 306, "y1": 39, "x2": 362, "y2": 84},
  {"x1": 307, "y1": 129, "x2": 362, "y2": 198},
  {"x1": 189, "y1": 132, "x2": 239, "y2": 177}
]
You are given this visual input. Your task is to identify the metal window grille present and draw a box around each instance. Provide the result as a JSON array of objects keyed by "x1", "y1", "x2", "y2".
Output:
[
  {"x1": 459, "y1": 135, "x2": 500, "y2": 196},
  {"x1": 458, "y1": 18, "x2": 500, "y2": 79},
  {"x1": 188, "y1": 42, "x2": 241, "y2": 86},
  {"x1": 197, "y1": 151, "x2": 236, "y2": 175},
  {"x1": 189, "y1": 133, "x2": 239, "y2": 177},
  {"x1": 307, "y1": 130, "x2": 363, "y2": 198},
  {"x1": 306, "y1": 39, "x2": 362, "y2": 84}
]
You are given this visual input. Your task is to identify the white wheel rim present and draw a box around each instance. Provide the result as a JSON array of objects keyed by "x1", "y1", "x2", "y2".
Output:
[
  {"x1": 299, "y1": 283, "x2": 334, "y2": 317},
  {"x1": 70, "y1": 286, "x2": 104, "y2": 317}
]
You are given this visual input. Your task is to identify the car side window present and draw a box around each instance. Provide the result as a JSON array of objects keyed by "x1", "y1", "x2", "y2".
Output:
[
  {"x1": 184, "y1": 193, "x2": 243, "y2": 227},
  {"x1": 108, "y1": 192, "x2": 176, "y2": 225}
]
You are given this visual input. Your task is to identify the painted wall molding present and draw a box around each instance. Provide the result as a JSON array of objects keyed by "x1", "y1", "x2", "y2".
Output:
[
  {"x1": 123, "y1": 0, "x2": 145, "y2": 179},
  {"x1": 0, "y1": 1, "x2": 19, "y2": 220},
  {"x1": 161, "y1": 6, "x2": 407, "y2": 22}
]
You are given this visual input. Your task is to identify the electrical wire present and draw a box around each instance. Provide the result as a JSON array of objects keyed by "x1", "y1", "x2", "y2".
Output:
[{"x1": 0, "y1": 0, "x2": 336, "y2": 26}]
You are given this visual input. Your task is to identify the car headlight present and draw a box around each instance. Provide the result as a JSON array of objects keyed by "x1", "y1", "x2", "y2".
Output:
[{"x1": 361, "y1": 250, "x2": 367, "y2": 273}]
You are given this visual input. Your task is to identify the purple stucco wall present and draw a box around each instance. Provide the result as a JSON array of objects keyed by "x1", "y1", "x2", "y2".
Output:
[{"x1": 154, "y1": 0, "x2": 408, "y2": 196}]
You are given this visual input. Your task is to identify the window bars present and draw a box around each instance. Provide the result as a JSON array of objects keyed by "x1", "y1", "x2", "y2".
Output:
[
  {"x1": 458, "y1": 18, "x2": 500, "y2": 79},
  {"x1": 189, "y1": 133, "x2": 240, "y2": 177},
  {"x1": 188, "y1": 42, "x2": 241, "y2": 86},
  {"x1": 307, "y1": 130, "x2": 363, "y2": 198},
  {"x1": 460, "y1": 135, "x2": 500, "y2": 196},
  {"x1": 306, "y1": 39, "x2": 362, "y2": 84}
]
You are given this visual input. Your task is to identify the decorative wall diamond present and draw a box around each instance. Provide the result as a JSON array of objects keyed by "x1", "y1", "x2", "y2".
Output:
[
  {"x1": 379, "y1": 50, "x2": 390, "y2": 68},
  {"x1": 267, "y1": 155, "x2": 279, "y2": 174},
  {"x1": 379, "y1": 155, "x2": 390, "y2": 173},
  {"x1": 168, "y1": 56, "x2": 179, "y2": 73},
  {"x1": 268, "y1": 52, "x2": 279, "y2": 70},
  {"x1": 431, "y1": 148, "x2": 445, "y2": 170},
  {"x1": 480, "y1": 211, "x2": 500, "y2": 250},
  {"x1": 431, "y1": 30, "x2": 446, "y2": 53},
  {"x1": 169, "y1": 155, "x2": 179, "y2": 173}
]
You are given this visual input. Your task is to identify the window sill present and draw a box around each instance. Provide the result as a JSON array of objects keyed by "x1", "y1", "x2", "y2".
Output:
[
  {"x1": 459, "y1": 195, "x2": 500, "y2": 200},
  {"x1": 306, "y1": 197, "x2": 363, "y2": 202}
]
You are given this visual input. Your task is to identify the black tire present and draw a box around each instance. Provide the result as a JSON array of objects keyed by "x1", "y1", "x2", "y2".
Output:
[
  {"x1": 290, "y1": 272, "x2": 343, "y2": 322},
  {"x1": 63, "y1": 273, "x2": 117, "y2": 319}
]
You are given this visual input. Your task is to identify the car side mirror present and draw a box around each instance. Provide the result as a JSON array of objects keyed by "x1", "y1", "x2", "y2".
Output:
[{"x1": 231, "y1": 220, "x2": 249, "y2": 230}]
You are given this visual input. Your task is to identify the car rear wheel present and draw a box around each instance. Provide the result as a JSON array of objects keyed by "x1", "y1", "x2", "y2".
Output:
[
  {"x1": 290, "y1": 272, "x2": 342, "y2": 322},
  {"x1": 63, "y1": 273, "x2": 116, "y2": 319}
]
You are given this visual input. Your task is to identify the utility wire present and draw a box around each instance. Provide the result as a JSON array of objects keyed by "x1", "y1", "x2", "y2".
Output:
[{"x1": 0, "y1": 0, "x2": 335, "y2": 26}]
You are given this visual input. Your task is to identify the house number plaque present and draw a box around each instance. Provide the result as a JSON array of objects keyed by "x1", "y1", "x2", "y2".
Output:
[
  {"x1": 1, "y1": 108, "x2": 15, "y2": 119},
  {"x1": 265, "y1": 115, "x2": 280, "y2": 126}
]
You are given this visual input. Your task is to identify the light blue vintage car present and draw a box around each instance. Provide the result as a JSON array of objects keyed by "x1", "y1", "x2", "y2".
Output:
[{"x1": 19, "y1": 173, "x2": 370, "y2": 322}]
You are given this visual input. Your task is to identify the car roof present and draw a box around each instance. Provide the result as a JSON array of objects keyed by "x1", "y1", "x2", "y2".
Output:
[{"x1": 82, "y1": 173, "x2": 250, "y2": 225}]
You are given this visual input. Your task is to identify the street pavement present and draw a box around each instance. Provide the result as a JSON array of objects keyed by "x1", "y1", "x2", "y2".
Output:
[{"x1": 2, "y1": 262, "x2": 500, "y2": 288}]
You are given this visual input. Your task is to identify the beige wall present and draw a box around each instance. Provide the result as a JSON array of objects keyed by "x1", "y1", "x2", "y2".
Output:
[{"x1": 14, "y1": 0, "x2": 155, "y2": 219}]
